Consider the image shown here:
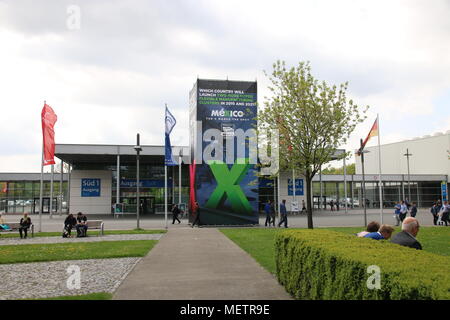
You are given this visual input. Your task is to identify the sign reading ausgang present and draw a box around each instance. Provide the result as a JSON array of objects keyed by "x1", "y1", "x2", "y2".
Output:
[{"x1": 81, "y1": 178, "x2": 101, "y2": 197}]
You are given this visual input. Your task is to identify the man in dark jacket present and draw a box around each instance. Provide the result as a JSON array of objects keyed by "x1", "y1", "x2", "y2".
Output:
[
  {"x1": 390, "y1": 217, "x2": 422, "y2": 250},
  {"x1": 172, "y1": 204, "x2": 181, "y2": 224},
  {"x1": 19, "y1": 213, "x2": 32, "y2": 239},
  {"x1": 278, "y1": 199, "x2": 288, "y2": 228},
  {"x1": 191, "y1": 202, "x2": 201, "y2": 227},
  {"x1": 430, "y1": 203, "x2": 439, "y2": 225}
]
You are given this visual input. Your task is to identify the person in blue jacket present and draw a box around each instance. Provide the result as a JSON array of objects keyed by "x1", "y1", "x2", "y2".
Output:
[{"x1": 364, "y1": 224, "x2": 394, "y2": 240}]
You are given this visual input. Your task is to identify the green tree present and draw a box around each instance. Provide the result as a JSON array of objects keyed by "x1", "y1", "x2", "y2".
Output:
[
  {"x1": 322, "y1": 163, "x2": 355, "y2": 175},
  {"x1": 258, "y1": 61, "x2": 367, "y2": 228}
]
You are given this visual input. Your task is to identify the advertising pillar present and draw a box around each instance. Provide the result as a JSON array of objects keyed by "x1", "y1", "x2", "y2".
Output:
[{"x1": 189, "y1": 79, "x2": 258, "y2": 225}]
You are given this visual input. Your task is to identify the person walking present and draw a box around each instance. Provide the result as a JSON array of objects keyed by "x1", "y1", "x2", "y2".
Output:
[
  {"x1": 330, "y1": 200, "x2": 335, "y2": 211},
  {"x1": 301, "y1": 200, "x2": 306, "y2": 214},
  {"x1": 409, "y1": 202, "x2": 417, "y2": 218},
  {"x1": 278, "y1": 199, "x2": 288, "y2": 228},
  {"x1": 19, "y1": 213, "x2": 32, "y2": 239},
  {"x1": 394, "y1": 201, "x2": 401, "y2": 226},
  {"x1": 439, "y1": 201, "x2": 450, "y2": 226},
  {"x1": 191, "y1": 202, "x2": 201, "y2": 227},
  {"x1": 399, "y1": 200, "x2": 408, "y2": 223},
  {"x1": 270, "y1": 200, "x2": 276, "y2": 226},
  {"x1": 172, "y1": 204, "x2": 181, "y2": 224},
  {"x1": 264, "y1": 200, "x2": 272, "y2": 227},
  {"x1": 430, "y1": 202, "x2": 439, "y2": 225}
]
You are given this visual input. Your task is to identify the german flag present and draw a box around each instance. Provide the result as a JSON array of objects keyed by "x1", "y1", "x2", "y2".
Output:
[{"x1": 362, "y1": 117, "x2": 378, "y2": 149}]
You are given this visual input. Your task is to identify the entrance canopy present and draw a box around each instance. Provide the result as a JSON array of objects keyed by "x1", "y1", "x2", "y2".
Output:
[{"x1": 55, "y1": 144, "x2": 190, "y2": 165}]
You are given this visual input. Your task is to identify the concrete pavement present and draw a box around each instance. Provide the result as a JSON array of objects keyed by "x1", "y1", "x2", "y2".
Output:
[{"x1": 112, "y1": 227, "x2": 292, "y2": 300}]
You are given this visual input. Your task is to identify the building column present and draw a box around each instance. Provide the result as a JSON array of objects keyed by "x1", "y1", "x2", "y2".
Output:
[
  {"x1": 67, "y1": 164, "x2": 72, "y2": 214},
  {"x1": 116, "y1": 154, "x2": 120, "y2": 210}
]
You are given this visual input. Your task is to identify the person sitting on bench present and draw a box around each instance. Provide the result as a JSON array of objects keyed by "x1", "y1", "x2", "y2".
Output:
[
  {"x1": 19, "y1": 213, "x2": 32, "y2": 239},
  {"x1": 64, "y1": 213, "x2": 77, "y2": 237},
  {"x1": 76, "y1": 212, "x2": 88, "y2": 237}
]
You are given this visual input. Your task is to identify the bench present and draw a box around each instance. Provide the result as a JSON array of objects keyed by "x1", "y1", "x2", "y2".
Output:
[
  {"x1": 64, "y1": 220, "x2": 104, "y2": 237},
  {"x1": 0, "y1": 223, "x2": 34, "y2": 238}
]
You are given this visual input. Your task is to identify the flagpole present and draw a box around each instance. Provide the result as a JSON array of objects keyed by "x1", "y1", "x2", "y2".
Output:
[
  {"x1": 165, "y1": 164, "x2": 168, "y2": 230},
  {"x1": 179, "y1": 152, "x2": 182, "y2": 206},
  {"x1": 39, "y1": 142, "x2": 44, "y2": 232},
  {"x1": 164, "y1": 103, "x2": 168, "y2": 230},
  {"x1": 49, "y1": 164, "x2": 54, "y2": 219},
  {"x1": 377, "y1": 114, "x2": 383, "y2": 224}
]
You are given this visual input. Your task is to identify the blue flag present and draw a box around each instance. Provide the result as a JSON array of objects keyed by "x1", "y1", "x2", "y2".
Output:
[{"x1": 165, "y1": 106, "x2": 177, "y2": 166}]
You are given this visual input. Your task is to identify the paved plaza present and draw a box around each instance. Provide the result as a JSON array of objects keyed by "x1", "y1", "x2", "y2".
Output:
[{"x1": 1, "y1": 208, "x2": 438, "y2": 232}]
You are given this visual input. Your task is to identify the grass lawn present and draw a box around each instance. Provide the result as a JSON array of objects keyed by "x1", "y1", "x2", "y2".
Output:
[
  {"x1": 0, "y1": 229, "x2": 166, "y2": 239},
  {"x1": 29, "y1": 292, "x2": 113, "y2": 300},
  {"x1": 220, "y1": 226, "x2": 450, "y2": 275},
  {"x1": 0, "y1": 240, "x2": 157, "y2": 264}
]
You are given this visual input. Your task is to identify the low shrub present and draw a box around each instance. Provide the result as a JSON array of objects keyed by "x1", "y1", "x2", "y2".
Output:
[{"x1": 275, "y1": 229, "x2": 450, "y2": 300}]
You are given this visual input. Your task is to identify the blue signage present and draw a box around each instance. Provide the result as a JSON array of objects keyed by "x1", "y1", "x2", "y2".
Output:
[
  {"x1": 288, "y1": 178, "x2": 304, "y2": 196},
  {"x1": 81, "y1": 179, "x2": 101, "y2": 197},
  {"x1": 120, "y1": 179, "x2": 172, "y2": 188},
  {"x1": 442, "y1": 181, "x2": 448, "y2": 201}
]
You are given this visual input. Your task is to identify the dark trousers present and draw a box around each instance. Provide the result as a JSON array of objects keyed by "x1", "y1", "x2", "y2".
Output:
[
  {"x1": 19, "y1": 227, "x2": 28, "y2": 238},
  {"x1": 65, "y1": 224, "x2": 74, "y2": 236},
  {"x1": 278, "y1": 214, "x2": 288, "y2": 228},
  {"x1": 172, "y1": 214, "x2": 180, "y2": 224},
  {"x1": 76, "y1": 224, "x2": 88, "y2": 237},
  {"x1": 265, "y1": 214, "x2": 271, "y2": 226},
  {"x1": 192, "y1": 214, "x2": 201, "y2": 227},
  {"x1": 270, "y1": 214, "x2": 275, "y2": 226},
  {"x1": 399, "y1": 213, "x2": 407, "y2": 222},
  {"x1": 442, "y1": 213, "x2": 450, "y2": 226},
  {"x1": 432, "y1": 214, "x2": 438, "y2": 225}
]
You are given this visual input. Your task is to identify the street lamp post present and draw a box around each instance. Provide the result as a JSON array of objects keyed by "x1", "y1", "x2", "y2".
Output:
[
  {"x1": 359, "y1": 139, "x2": 370, "y2": 227},
  {"x1": 134, "y1": 133, "x2": 142, "y2": 230},
  {"x1": 404, "y1": 148, "x2": 413, "y2": 202}
]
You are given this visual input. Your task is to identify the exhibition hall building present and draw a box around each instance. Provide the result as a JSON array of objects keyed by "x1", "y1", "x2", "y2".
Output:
[{"x1": 0, "y1": 79, "x2": 448, "y2": 222}]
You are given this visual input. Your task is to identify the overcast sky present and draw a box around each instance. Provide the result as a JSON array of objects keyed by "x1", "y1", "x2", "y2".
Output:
[{"x1": 1, "y1": 0, "x2": 449, "y2": 172}]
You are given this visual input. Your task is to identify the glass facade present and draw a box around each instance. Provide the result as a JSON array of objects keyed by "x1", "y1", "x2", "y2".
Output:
[
  {"x1": 73, "y1": 163, "x2": 190, "y2": 214},
  {"x1": 0, "y1": 180, "x2": 68, "y2": 214},
  {"x1": 312, "y1": 180, "x2": 442, "y2": 209}
]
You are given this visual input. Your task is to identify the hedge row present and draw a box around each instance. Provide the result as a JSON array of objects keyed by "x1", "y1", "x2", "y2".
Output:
[{"x1": 275, "y1": 229, "x2": 450, "y2": 300}]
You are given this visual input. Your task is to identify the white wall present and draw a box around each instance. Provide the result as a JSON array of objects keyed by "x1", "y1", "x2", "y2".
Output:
[
  {"x1": 69, "y1": 170, "x2": 112, "y2": 215},
  {"x1": 278, "y1": 170, "x2": 307, "y2": 212},
  {"x1": 356, "y1": 133, "x2": 450, "y2": 177}
]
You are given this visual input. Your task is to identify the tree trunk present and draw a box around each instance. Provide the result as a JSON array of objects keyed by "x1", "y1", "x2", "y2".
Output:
[{"x1": 306, "y1": 175, "x2": 314, "y2": 229}]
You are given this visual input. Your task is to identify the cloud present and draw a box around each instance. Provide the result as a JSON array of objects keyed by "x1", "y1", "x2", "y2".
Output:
[{"x1": 0, "y1": 0, "x2": 449, "y2": 171}]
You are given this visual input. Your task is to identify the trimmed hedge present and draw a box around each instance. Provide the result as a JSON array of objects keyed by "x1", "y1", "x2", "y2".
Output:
[{"x1": 275, "y1": 229, "x2": 450, "y2": 300}]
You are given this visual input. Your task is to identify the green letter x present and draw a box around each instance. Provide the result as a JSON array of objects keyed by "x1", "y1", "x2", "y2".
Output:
[{"x1": 205, "y1": 158, "x2": 253, "y2": 214}]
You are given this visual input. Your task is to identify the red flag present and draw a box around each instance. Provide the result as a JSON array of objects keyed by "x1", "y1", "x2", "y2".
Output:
[{"x1": 41, "y1": 103, "x2": 57, "y2": 166}]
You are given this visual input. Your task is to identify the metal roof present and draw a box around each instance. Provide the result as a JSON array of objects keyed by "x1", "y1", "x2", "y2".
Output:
[{"x1": 55, "y1": 144, "x2": 190, "y2": 165}]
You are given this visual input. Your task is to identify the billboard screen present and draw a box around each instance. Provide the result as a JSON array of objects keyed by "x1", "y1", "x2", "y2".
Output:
[{"x1": 189, "y1": 79, "x2": 258, "y2": 225}]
